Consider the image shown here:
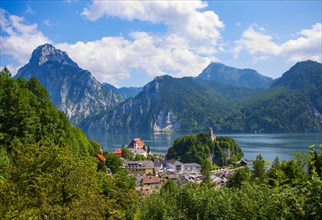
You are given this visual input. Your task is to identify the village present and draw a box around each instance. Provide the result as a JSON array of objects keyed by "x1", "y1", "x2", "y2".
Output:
[{"x1": 96, "y1": 136, "x2": 247, "y2": 196}]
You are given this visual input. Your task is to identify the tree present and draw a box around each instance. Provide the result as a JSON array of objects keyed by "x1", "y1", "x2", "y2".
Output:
[
  {"x1": 227, "y1": 166, "x2": 251, "y2": 188},
  {"x1": 201, "y1": 158, "x2": 212, "y2": 184},
  {"x1": 0, "y1": 67, "x2": 11, "y2": 78},
  {"x1": 267, "y1": 156, "x2": 284, "y2": 186},
  {"x1": 252, "y1": 154, "x2": 266, "y2": 181},
  {"x1": 103, "y1": 152, "x2": 122, "y2": 173},
  {"x1": 121, "y1": 147, "x2": 134, "y2": 160},
  {"x1": 308, "y1": 145, "x2": 322, "y2": 178},
  {"x1": 134, "y1": 154, "x2": 146, "y2": 161},
  {"x1": 0, "y1": 141, "x2": 106, "y2": 219},
  {"x1": 147, "y1": 146, "x2": 151, "y2": 155}
]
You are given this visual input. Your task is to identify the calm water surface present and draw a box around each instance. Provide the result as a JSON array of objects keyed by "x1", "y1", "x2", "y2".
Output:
[{"x1": 92, "y1": 133, "x2": 322, "y2": 162}]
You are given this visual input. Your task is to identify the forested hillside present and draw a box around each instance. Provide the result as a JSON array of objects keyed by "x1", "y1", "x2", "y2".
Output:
[
  {"x1": 241, "y1": 60, "x2": 322, "y2": 132},
  {"x1": 80, "y1": 76, "x2": 233, "y2": 134},
  {"x1": 0, "y1": 69, "x2": 138, "y2": 219}
]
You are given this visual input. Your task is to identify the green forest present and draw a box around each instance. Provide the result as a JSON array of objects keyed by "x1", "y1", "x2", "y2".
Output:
[
  {"x1": 166, "y1": 132, "x2": 243, "y2": 166},
  {"x1": 1, "y1": 68, "x2": 321, "y2": 219}
]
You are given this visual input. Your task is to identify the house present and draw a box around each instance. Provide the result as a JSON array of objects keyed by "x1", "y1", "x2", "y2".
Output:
[
  {"x1": 166, "y1": 159, "x2": 183, "y2": 172},
  {"x1": 113, "y1": 149, "x2": 122, "y2": 157},
  {"x1": 127, "y1": 138, "x2": 147, "y2": 157},
  {"x1": 238, "y1": 160, "x2": 248, "y2": 166},
  {"x1": 141, "y1": 176, "x2": 161, "y2": 187},
  {"x1": 136, "y1": 186, "x2": 153, "y2": 197},
  {"x1": 123, "y1": 160, "x2": 155, "y2": 175},
  {"x1": 96, "y1": 153, "x2": 106, "y2": 163},
  {"x1": 163, "y1": 172, "x2": 180, "y2": 182},
  {"x1": 182, "y1": 163, "x2": 202, "y2": 172},
  {"x1": 154, "y1": 160, "x2": 163, "y2": 174},
  {"x1": 165, "y1": 160, "x2": 201, "y2": 173}
]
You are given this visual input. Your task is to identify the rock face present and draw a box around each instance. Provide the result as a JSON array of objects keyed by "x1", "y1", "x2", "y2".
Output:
[
  {"x1": 197, "y1": 62, "x2": 273, "y2": 89},
  {"x1": 16, "y1": 44, "x2": 123, "y2": 125},
  {"x1": 153, "y1": 111, "x2": 180, "y2": 132},
  {"x1": 80, "y1": 75, "x2": 231, "y2": 135}
]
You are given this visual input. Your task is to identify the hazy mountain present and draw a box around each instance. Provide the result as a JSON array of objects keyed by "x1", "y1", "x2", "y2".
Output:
[
  {"x1": 241, "y1": 60, "x2": 322, "y2": 132},
  {"x1": 15, "y1": 44, "x2": 123, "y2": 125},
  {"x1": 103, "y1": 83, "x2": 142, "y2": 99},
  {"x1": 195, "y1": 79, "x2": 263, "y2": 104},
  {"x1": 80, "y1": 75, "x2": 232, "y2": 135},
  {"x1": 197, "y1": 62, "x2": 273, "y2": 89}
]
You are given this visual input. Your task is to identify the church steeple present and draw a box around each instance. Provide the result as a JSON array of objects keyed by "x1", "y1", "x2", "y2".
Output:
[{"x1": 208, "y1": 127, "x2": 216, "y2": 141}]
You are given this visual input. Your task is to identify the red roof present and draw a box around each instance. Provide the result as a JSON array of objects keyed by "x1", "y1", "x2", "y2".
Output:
[
  {"x1": 114, "y1": 149, "x2": 122, "y2": 154},
  {"x1": 142, "y1": 176, "x2": 161, "y2": 185},
  {"x1": 113, "y1": 149, "x2": 122, "y2": 156},
  {"x1": 128, "y1": 138, "x2": 145, "y2": 149},
  {"x1": 97, "y1": 153, "x2": 106, "y2": 162}
]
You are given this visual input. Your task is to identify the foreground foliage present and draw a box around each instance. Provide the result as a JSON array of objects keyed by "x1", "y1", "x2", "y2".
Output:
[
  {"x1": 138, "y1": 146, "x2": 322, "y2": 220},
  {"x1": 0, "y1": 72, "x2": 138, "y2": 219}
]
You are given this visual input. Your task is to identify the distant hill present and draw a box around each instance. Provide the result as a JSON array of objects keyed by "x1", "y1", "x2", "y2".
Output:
[
  {"x1": 241, "y1": 60, "x2": 322, "y2": 132},
  {"x1": 15, "y1": 44, "x2": 123, "y2": 125},
  {"x1": 80, "y1": 75, "x2": 232, "y2": 135},
  {"x1": 197, "y1": 62, "x2": 273, "y2": 89},
  {"x1": 195, "y1": 78, "x2": 263, "y2": 104},
  {"x1": 103, "y1": 83, "x2": 142, "y2": 99}
]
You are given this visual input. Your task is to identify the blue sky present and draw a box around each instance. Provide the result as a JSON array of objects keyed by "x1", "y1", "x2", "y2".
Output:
[{"x1": 1, "y1": 1, "x2": 321, "y2": 87}]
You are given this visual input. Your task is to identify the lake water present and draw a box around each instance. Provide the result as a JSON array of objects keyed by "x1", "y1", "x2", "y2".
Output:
[{"x1": 92, "y1": 133, "x2": 322, "y2": 162}]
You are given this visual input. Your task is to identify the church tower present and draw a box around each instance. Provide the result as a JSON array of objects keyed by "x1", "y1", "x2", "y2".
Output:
[{"x1": 208, "y1": 127, "x2": 216, "y2": 141}]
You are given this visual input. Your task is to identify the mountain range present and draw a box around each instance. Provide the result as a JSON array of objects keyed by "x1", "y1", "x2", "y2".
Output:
[{"x1": 15, "y1": 44, "x2": 322, "y2": 136}]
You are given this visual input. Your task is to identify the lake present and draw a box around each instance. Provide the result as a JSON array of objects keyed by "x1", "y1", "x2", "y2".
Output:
[{"x1": 92, "y1": 133, "x2": 322, "y2": 162}]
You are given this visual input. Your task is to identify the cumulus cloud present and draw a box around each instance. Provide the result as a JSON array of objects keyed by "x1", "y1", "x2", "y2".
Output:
[
  {"x1": 82, "y1": 1, "x2": 224, "y2": 54},
  {"x1": 1, "y1": 2, "x2": 222, "y2": 84},
  {"x1": 56, "y1": 32, "x2": 212, "y2": 85},
  {"x1": 234, "y1": 23, "x2": 322, "y2": 62},
  {"x1": 59, "y1": 0, "x2": 225, "y2": 84},
  {"x1": 0, "y1": 8, "x2": 51, "y2": 68}
]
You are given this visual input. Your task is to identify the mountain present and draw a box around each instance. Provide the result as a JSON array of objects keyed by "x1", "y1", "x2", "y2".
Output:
[
  {"x1": 80, "y1": 75, "x2": 233, "y2": 135},
  {"x1": 197, "y1": 62, "x2": 273, "y2": 89},
  {"x1": 195, "y1": 79, "x2": 263, "y2": 104},
  {"x1": 103, "y1": 83, "x2": 142, "y2": 99},
  {"x1": 241, "y1": 60, "x2": 322, "y2": 132},
  {"x1": 15, "y1": 44, "x2": 123, "y2": 125}
]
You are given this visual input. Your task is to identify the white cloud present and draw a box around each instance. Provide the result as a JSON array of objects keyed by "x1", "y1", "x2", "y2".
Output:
[
  {"x1": 1, "y1": 3, "x2": 222, "y2": 85},
  {"x1": 82, "y1": 1, "x2": 224, "y2": 54},
  {"x1": 234, "y1": 23, "x2": 322, "y2": 62},
  {"x1": 42, "y1": 19, "x2": 51, "y2": 26},
  {"x1": 56, "y1": 32, "x2": 213, "y2": 85},
  {"x1": 24, "y1": 5, "x2": 35, "y2": 15},
  {"x1": 0, "y1": 8, "x2": 52, "y2": 66}
]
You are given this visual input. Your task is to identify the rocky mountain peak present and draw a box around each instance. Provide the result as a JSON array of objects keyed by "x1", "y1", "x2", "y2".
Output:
[{"x1": 30, "y1": 44, "x2": 78, "y2": 67}]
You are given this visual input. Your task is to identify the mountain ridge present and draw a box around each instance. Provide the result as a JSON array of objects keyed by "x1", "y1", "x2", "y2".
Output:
[
  {"x1": 14, "y1": 44, "x2": 322, "y2": 135},
  {"x1": 197, "y1": 62, "x2": 274, "y2": 89}
]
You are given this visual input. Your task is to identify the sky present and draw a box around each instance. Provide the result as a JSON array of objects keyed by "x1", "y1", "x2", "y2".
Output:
[{"x1": 0, "y1": 1, "x2": 321, "y2": 88}]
